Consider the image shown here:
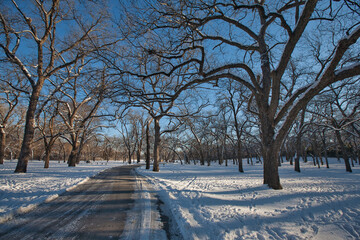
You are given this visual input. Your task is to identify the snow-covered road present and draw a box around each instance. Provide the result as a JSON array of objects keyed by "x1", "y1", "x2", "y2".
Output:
[
  {"x1": 0, "y1": 160, "x2": 124, "y2": 223},
  {"x1": 0, "y1": 163, "x2": 167, "y2": 240}
]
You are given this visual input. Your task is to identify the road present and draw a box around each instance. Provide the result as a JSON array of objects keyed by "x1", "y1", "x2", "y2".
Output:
[{"x1": 0, "y1": 165, "x2": 168, "y2": 240}]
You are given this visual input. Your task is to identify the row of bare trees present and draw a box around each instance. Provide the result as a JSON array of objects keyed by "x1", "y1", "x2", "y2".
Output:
[
  {"x1": 177, "y1": 79, "x2": 360, "y2": 173},
  {"x1": 0, "y1": 68, "x2": 111, "y2": 168},
  {"x1": 109, "y1": 0, "x2": 360, "y2": 189},
  {"x1": 0, "y1": 0, "x2": 120, "y2": 171},
  {"x1": 2, "y1": 84, "x2": 358, "y2": 169},
  {"x1": 1, "y1": 0, "x2": 360, "y2": 190}
]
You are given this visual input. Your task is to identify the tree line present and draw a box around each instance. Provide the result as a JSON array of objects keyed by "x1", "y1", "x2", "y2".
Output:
[{"x1": 1, "y1": 0, "x2": 359, "y2": 190}]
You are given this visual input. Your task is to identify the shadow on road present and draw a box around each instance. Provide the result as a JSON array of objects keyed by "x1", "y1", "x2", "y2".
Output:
[{"x1": 0, "y1": 165, "x2": 139, "y2": 240}]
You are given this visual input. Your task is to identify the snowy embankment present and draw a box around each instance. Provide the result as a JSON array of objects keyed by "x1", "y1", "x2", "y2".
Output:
[
  {"x1": 0, "y1": 160, "x2": 124, "y2": 224},
  {"x1": 137, "y1": 159, "x2": 360, "y2": 240}
]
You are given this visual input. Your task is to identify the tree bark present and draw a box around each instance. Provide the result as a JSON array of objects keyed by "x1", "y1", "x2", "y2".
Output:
[
  {"x1": 335, "y1": 130, "x2": 352, "y2": 172},
  {"x1": 43, "y1": 137, "x2": 57, "y2": 168},
  {"x1": 136, "y1": 133, "x2": 142, "y2": 164},
  {"x1": 261, "y1": 117, "x2": 282, "y2": 190},
  {"x1": 68, "y1": 143, "x2": 79, "y2": 167},
  {"x1": 294, "y1": 135, "x2": 302, "y2": 172},
  {"x1": 75, "y1": 134, "x2": 87, "y2": 164},
  {"x1": 15, "y1": 86, "x2": 42, "y2": 173},
  {"x1": 43, "y1": 145, "x2": 53, "y2": 169},
  {"x1": 302, "y1": 149, "x2": 308, "y2": 163},
  {"x1": 0, "y1": 127, "x2": 5, "y2": 164},
  {"x1": 234, "y1": 118, "x2": 243, "y2": 172},
  {"x1": 75, "y1": 144, "x2": 84, "y2": 164},
  {"x1": 136, "y1": 149, "x2": 141, "y2": 163},
  {"x1": 287, "y1": 148, "x2": 292, "y2": 165},
  {"x1": 218, "y1": 145, "x2": 223, "y2": 165},
  {"x1": 316, "y1": 155, "x2": 320, "y2": 169},
  {"x1": 153, "y1": 118, "x2": 160, "y2": 172},
  {"x1": 237, "y1": 140, "x2": 243, "y2": 172},
  {"x1": 262, "y1": 145, "x2": 282, "y2": 189},
  {"x1": 128, "y1": 151, "x2": 132, "y2": 164},
  {"x1": 322, "y1": 137, "x2": 329, "y2": 168},
  {"x1": 199, "y1": 146, "x2": 205, "y2": 166},
  {"x1": 146, "y1": 121, "x2": 151, "y2": 170}
]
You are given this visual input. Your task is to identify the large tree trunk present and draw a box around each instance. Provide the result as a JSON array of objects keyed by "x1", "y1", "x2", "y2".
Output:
[
  {"x1": 15, "y1": 87, "x2": 42, "y2": 173},
  {"x1": 218, "y1": 145, "x2": 223, "y2": 165},
  {"x1": 234, "y1": 122, "x2": 243, "y2": 172},
  {"x1": 237, "y1": 140, "x2": 243, "y2": 172},
  {"x1": 199, "y1": 146, "x2": 205, "y2": 166},
  {"x1": 262, "y1": 145, "x2": 282, "y2": 190},
  {"x1": 136, "y1": 138, "x2": 142, "y2": 164},
  {"x1": 44, "y1": 151, "x2": 50, "y2": 169},
  {"x1": 153, "y1": 118, "x2": 160, "y2": 172},
  {"x1": 335, "y1": 130, "x2": 352, "y2": 172},
  {"x1": 136, "y1": 136, "x2": 143, "y2": 163},
  {"x1": 43, "y1": 144, "x2": 53, "y2": 169},
  {"x1": 128, "y1": 151, "x2": 132, "y2": 164},
  {"x1": 75, "y1": 137, "x2": 86, "y2": 164},
  {"x1": 68, "y1": 143, "x2": 79, "y2": 167},
  {"x1": 146, "y1": 121, "x2": 151, "y2": 170},
  {"x1": 136, "y1": 149, "x2": 141, "y2": 163},
  {"x1": 43, "y1": 138, "x2": 56, "y2": 168},
  {"x1": 261, "y1": 119, "x2": 282, "y2": 190},
  {"x1": 0, "y1": 127, "x2": 5, "y2": 164},
  {"x1": 75, "y1": 145, "x2": 83, "y2": 164}
]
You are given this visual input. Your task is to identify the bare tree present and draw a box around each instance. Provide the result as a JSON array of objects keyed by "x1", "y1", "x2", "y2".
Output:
[
  {"x1": 0, "y1": 0, "x2": 111, "y2": 172},
  {"x1": 117, "y1": 110, "x2": 140, "y2": 164},
  {"x1": 120, "y1": 109, "x2": 150, "y2": 163},
  {"x1": 217, "y1": 81, "x2": 251, "y2": 172},
  {"x1": 113, "y1": 52, "x2": 207, "y2": 171},
  {"x1": 183, "y1": 115, "x2": 211, "y2": 166},
  {"x1": 131, "y1": 110, "x2": 148, "y2": 164},
  {"x1": 292, "y1": 108, "x2": 307, "y2": 172},
  {"x1": 308, "y1": 80, "x2": 360, "y2": 172},
  {"x1": 182, "y1": 111, "x2": 220, "y2": 166},
  {"x1": 122, "y1": 0, "x2": 360, "y2": 189},
  {"x1": 145, "y1": 118, "x2": 152, "y2": 169},
  {"x1": 57, "y1": 68, "x2": 109, "y2": 167},
  {"x1": 35, "y1": 100, "x2": 64, "y2": 168}
]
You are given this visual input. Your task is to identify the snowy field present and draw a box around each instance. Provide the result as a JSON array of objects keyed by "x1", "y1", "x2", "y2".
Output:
[
  {"x1": 1, "y1": 158, "x2": 359, "y2": 240},
  {"x1": 137, "y1": 159, "x2": 360, "y2": 240},
  {"x1": 0, "y1": 160, "x2": 125, "y2": 223}
]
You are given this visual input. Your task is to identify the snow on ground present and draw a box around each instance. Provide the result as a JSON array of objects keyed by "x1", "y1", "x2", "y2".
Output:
[
  {"x1": 137, "y1": 159, "x2": 360, "y2": 240},
  {"x1": 1, "y1": 158, "x2": 359, "y2": 240},
  {"x1": 120, "y1": 172, "x2": 168, "y2": 240},
  {"x1": 0, "y1": 160, "x2": 125, "y2": 224}
]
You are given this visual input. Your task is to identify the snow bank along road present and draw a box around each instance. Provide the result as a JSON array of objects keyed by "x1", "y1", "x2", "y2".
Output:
[{"x1": 0, "y1": 165, "x2": 167, "y2": 240}]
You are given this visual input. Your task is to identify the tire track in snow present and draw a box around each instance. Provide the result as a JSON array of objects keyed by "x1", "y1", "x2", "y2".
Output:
[{"x1": 120, "y1": 171, "x2": 168, "y2": 240}]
